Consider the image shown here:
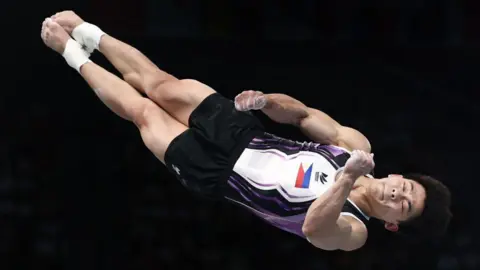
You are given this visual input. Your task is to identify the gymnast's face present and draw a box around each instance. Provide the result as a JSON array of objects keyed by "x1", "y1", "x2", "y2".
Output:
[{"x1": 367, "y1": 174, "x2": 426, "y2": 231}]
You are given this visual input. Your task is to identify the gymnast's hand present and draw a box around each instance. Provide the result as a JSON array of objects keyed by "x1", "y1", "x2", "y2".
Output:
[
  {"x1": 234, "y1": 90, "x2": 267, "y2": 111},
  {"x1": 344, "y1": 150, "x2": 375, "y2": 179}
]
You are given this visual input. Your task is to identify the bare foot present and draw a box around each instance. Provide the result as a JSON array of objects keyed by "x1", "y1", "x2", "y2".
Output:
[
  {"x1": 51, "y1": 11, "x2": 84, "y2": 34},
  {"x1": 41, "y1": 18, "x2": 71, "y2": 54}
]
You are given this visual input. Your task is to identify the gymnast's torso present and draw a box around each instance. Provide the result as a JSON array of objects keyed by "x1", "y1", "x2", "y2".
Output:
[{"x1": 223, "y1": 132, "x2": 370, "y2": 238}]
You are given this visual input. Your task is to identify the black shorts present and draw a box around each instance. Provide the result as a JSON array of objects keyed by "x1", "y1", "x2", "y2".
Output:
[{"x1": 164, "y1": 93, "x2": 264, "y2": 199}]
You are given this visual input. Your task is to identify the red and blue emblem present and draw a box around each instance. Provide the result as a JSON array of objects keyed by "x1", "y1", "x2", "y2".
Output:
[{"x1": 295, "y1": 163, "x2": 313, "y2": 188}]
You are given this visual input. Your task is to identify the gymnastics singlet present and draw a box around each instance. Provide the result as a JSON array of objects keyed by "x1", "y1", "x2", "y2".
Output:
[{"x1": 223, "y1": 133, "x2": 370, "y2": 238}]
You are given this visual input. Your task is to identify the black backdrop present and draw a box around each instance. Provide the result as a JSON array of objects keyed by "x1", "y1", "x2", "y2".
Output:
[{"x1": 3, "y1": 1, "x2": 479, "y2": 270}]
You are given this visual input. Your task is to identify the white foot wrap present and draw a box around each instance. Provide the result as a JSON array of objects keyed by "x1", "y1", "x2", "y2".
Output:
[
  {"x1": 62, "y1": 39, "x2": 91, "y2": 73},
  {"x1": 71, "y1": 22, "x2": 106, "y2": 53}
]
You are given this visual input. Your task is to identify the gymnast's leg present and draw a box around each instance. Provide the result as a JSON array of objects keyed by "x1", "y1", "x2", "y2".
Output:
[
  {"x1": 52, "y1": 11, "x2": 216, "y2": 127},
  {"x1": 41, "y1": 18, "x2": 187, "y2": 163}
]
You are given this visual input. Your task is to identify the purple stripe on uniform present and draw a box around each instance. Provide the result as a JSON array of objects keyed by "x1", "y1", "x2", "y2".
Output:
[
  {"x1": 226, "y1": 195, "x2": 307, "y2": 238},
  {"x1": 248, "y1": 142, "x2": 301, "y2": 151},
  {"x1": 263, "y1": 218, "x2": 305, "y2": 237},
  {"x1": 252, "y1": 137, "x2": 283, "y2": 143},
  {"x1": 250, "y1": 210, "x2": 306, "y2": 237},
  {"x1": 229, "y1": 176, "x2": 305, "y2": 212},
  {"x1": 227, "y1": 179, "x2": 277, "y2": 216},
  {"x1": 317, "y1": 145, "x2": 346, "y2": 157},
  {"x1": 248, "y1": 133, "x2": 348, "y2": 157},
  {"x1": 229, "y1": 177, "x2": 287, "y2": 211}
]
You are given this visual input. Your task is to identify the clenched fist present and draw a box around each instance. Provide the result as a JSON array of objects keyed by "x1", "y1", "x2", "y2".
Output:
[
  {"x1": 234, "y1": 90, "x2": 267, "y2": 111},
  {"x1": 344, "y1": 150, "x2": 375, "y2": 178}
]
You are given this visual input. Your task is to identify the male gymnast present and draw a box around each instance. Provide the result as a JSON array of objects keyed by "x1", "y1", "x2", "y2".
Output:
[{"x1": 41, "y1": 11, "x2": 451, "y2": 251}]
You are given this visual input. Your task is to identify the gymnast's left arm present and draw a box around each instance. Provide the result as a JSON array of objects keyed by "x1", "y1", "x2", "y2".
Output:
[{"x1": 302, "y1": 163, "x2": 369, "y2": 251}]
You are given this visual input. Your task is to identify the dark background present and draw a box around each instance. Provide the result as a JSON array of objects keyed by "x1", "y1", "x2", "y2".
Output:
[{"x1": 3, "y1": 1, "x2": 479, "y2": 270}]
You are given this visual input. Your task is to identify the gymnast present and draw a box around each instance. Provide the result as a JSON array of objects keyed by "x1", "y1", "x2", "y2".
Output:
[{"x1": 41, "y1": 11, "x2": 451, "y2": 251}]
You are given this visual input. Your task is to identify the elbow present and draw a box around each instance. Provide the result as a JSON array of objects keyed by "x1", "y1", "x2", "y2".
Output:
[
  {"x1": 302, "y1": 217, "x2": 318, "y2": 238},
  {"x1": 292, "y1": 115, "x2": 307, "y2": 127},
  {"x1": 302, "y1": 222, "x2": 331, "y2": 241},
  {"x1": 287, "y1": 108, "x2": 309, "y2": 127},
  {"x1": 302, "y1": 223, "x2": 340, "y2": 250},
  {"x1": 302, "y1": 227, "x2": 338, "y2": 251},
  {"x1": 302, "y1": 225, "x2": 312, "y2": 239}
]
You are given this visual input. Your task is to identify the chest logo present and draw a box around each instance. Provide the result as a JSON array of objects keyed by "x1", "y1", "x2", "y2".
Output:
[{"x1": 295, "y1": 163, "x2": 313, "y2": 188}]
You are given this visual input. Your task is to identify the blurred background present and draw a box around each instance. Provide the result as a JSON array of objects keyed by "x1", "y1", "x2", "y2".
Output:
[{"x1": 2, "y1": 1, "x2": 479, "y2": 269}]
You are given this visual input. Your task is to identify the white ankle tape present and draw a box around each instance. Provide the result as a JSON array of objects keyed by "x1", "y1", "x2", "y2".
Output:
[
  {"x1": 62, "y1": 39, "x2": 91, "y2": 73},
  {"x1": 71, "y1": 22, "x2": 106, "y2": 53}
]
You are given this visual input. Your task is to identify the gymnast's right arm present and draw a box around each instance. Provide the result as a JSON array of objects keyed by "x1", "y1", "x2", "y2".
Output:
[
  {"x1": 261, "y1": 93, "x2": 371, "y2": 152},
  {"x1": 302, "y1": 169, "x2": 368, "y2": 251},
  {"x1": 234, "y1": 90, "x2": 371, "y2": 151}
]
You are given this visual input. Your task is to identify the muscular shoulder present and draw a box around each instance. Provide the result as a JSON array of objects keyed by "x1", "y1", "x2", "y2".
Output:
[
  {"x1": 307, "y1": 215, "x2": 368, "y2": 251},
  {"x1": 338, "y1": 215, "x2": 368, "y2": 251},
  {"x1": 342, "y1": 214, "x2": 368, "y2": 236}
]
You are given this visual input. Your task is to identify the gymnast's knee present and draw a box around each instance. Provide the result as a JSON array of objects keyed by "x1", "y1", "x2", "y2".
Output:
[
  {"x1": 142, "y1": 71, "x2": 178, "y2": 94},
  {"x1": 147, "y1": 79, "x2": 214, "y2": 103},
  {"x1": 143, "y1": 78, "x2": 188, "y2": 105},
  {"x1": 122, "y1": 70, "x2": 177, "y2": 95},
  {"x1": 130, "y1": 99, "x2": 162, "y2": 128}
]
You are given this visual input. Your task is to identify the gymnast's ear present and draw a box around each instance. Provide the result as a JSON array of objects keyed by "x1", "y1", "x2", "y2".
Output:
[{"x1": 384, "y1": 222, "x2": 399, "y2": 232}]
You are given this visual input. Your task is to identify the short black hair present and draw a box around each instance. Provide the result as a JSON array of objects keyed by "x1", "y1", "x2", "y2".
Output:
[{"x1": 398, "y1": 174, "x2": 452, "y2": 241}]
